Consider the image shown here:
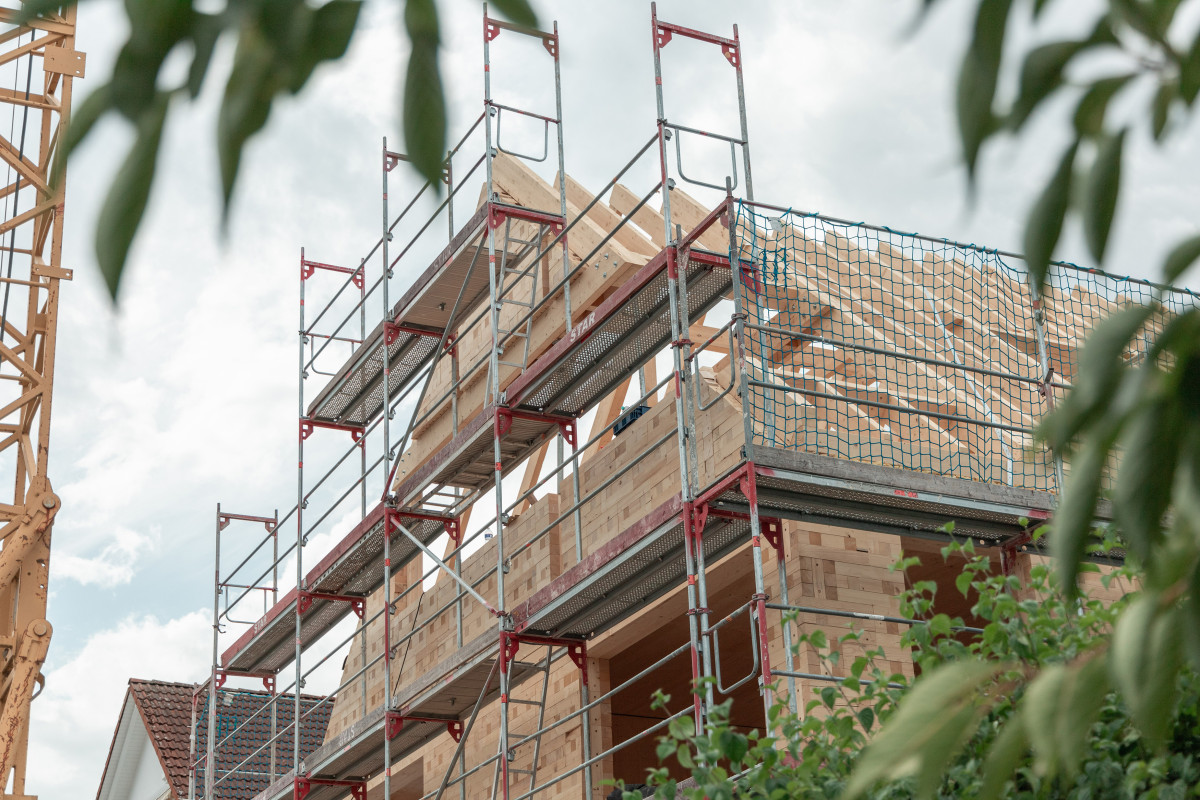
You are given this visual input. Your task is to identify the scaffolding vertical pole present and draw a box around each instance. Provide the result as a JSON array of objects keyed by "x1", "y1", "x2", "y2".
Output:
[
  {"x1": 652, "y1": 1, "x2": 710, "y2": 731},
  {"x1": 483, "y1": 10, "x2": 513, "y2": 797},
  {"x1": 732, "y1": 23, "x2": 753, "y2": 201},
  {"x1": 295, "y1": 248, "x2": 306, "y2": 773},
  {"x1": 725, "y1": 188, "x2": 791, "y2": 715},
  {"x1": 188, "y1": 688, "x2": 199, "y2": 800},
  {"x1": 1028, "y1": 280, "x2": 1065, "y2": 494},
  {"x1": 381, "y1": 137, "x2": 395, "y2": 800},
  {"x1": 205, "y1": 505, "x2": 220, "y2": 800}
]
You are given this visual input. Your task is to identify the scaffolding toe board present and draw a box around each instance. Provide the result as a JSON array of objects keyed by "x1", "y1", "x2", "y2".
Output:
[
  {"x1": 221, "y1": 504, "x2": 449, "y2": 674},
  {"x1": 512, "y1": 495, "x2": 750, "y2": 639},
  {"x1": 507, "y1": 249, "x2": 732, "y2": 416}
]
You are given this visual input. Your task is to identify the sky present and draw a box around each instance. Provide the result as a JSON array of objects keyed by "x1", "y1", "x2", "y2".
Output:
[{"x1": 21, "y1": 0, "x2": 1200, "y2": 798}]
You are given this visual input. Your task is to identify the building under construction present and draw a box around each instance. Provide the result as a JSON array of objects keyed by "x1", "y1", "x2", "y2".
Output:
[{"x1": 183, "y1": 7, "x2": 1193, "y2": 800}]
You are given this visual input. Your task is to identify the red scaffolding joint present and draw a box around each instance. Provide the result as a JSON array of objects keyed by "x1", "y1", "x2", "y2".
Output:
[
  {"x1": 295, "y1": 777, "x2": 365, "y2": 800},
  {"x1": 297, "y1": 590, "x2": 365, "y2": 620},
  {"x1": 386, "y1": 712, "x2": 464, "y2": 743},
  {"x1": 487, "y1": 203, "x2": 565, "y2": 234},
  {"x1": 386, "y1": 508, "x2": 462, "y2": 546},
  {"x1": 1000, "y1": 531, "x2": 1033, "y2": 578},
  {"x1": 761, "y1": 517, "x2": 784, "y2": 556},
  {"x1": 384, "y1": 150, "x2": 404, "y2": 173},
  {"x1": 495, "y1": 407, "x2": 576, "y2": 447},
  {"x1": 300, "y1": 418, "x2": 365, "y2": 444},
  {"x1": 499, "y1": 632, "x2": 588, "y2": 683},
  {"x1": 211, "y1": 669, "x2": 275, "y2": 693},
  {"x1": 385, "y1": 321, "x2": 447, "y2": 347}
]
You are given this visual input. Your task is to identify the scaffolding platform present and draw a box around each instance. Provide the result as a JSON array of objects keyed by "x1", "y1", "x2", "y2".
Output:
[
  {"x1": 306, "y1": 202, "x2": 559, "y2": 427},
  {"x1": 507, "y1": 248, "x2": 732, "y2": 416},
  {"x1": 512, "y1": 495, "x2": 750, "y2": 638},
  {"x1": 221, "y1": 503, "x2": 451, "y2": 674},
  {"x1": 392, "y1": 404, "x2": 574, "y2": 514},
  {"x1": 250, "y1": 631, "x2": 550, "y2": 800},
  {"x1": 736, "y1": 447, "x2": 1065, "y2": 541}
]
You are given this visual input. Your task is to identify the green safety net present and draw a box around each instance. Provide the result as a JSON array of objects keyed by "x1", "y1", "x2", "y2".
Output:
[{"x1": 731, "y1": 201, "x2": 1197, "y2": 494}]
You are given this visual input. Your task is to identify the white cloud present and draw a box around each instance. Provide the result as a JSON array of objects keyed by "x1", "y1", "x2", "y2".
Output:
[
  {"x1": 53, "y1": 526, "x2": 160, "y2": 588},
  {"x1": 28, "y1": 611, "x2": 210, "y2": 797}
]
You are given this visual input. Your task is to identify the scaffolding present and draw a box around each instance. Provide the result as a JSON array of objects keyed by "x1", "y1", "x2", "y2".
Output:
[{"x1": 187, "y1": 5, "x2": 1198, "y2": 800}]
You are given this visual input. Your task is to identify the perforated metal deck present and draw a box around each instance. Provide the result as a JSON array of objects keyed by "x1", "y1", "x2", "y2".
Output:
[
  {"x1": 221, "y1": 504, "x2": 450, "y2": 673},
  {"x1": 507, "y1": 249, "x2": 732, "y2": 416}
]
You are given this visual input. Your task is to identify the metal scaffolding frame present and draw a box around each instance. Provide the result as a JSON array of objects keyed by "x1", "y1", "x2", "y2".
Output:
[{"x1": 183, "y1": 3, "x2": 1175, "y2": 799}]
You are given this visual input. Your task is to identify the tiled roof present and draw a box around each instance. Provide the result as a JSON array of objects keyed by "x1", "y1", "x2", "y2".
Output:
[{"x1": 125, "y1": 678, "x2": 332, "y2": 800}]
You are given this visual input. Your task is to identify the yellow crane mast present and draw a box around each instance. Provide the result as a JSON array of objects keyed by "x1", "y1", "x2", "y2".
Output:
[{"x1": 0, "y1": 4, "x2": 81, "y2": 796}]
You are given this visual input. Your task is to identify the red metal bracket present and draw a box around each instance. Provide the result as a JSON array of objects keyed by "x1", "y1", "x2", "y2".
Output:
[
  {"x1": 542, "y1": 34, "x2": 558, "y2": 59},
  {"x1": 487, "y1": 203, "x2": 565, "y2": 234},
  {"x1": 722, "y1": 43, "x2": 739, "y2": 67},
  {"x1": 386, "y1": 712, "x2": 464, "y2": 743},
  {"x1": 386, "y1": 508, "x2": 461, "y2": 546},
  {"x1": 384, "y1": 149, "x2": 404, "y2": 173},
  {"x1": 1000, "y1": 531, "x2": 1033, "y2": 578},
  {"x1": 384, "y1": 321, "x2": 447, "y2": 347},
  {"x1": 485, "y1": 19, "x2": 501, "y2": 41},
  {"x1": 495, "y1": 408, "x2": 577, "y2": 448},
  {"x1": 499, "y1": 631, "x2": 587, "y2": 683},
  {"x1": 211, "y1": 669, "x2": 275, "y2": 693},
  {"x1": 301, "y1": 258, "x2": 362, "y2": 287},
  {"x1": 300, "y1": 418, "x2": 365, "y2": 444},
  {"x1": 760, "y1": 517, "x2": 784, "y2": 556},
  {"x1": 297, "y1": 590, "x2": 365, "y2": 620},
  {"x1": 217, "y1": 512, "x2": 277, "y2": 533},
  {"x1": 295, "y1": 777, "x2": 365, "y2": 800}
]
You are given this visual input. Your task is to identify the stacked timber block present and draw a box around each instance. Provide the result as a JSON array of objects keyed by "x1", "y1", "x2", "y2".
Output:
[{"x1": 760, "y1": 520, "x2": 914, "y2": 710}]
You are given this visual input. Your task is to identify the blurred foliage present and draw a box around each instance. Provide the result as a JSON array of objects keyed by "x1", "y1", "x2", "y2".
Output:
[
  {"x1": 23, "y1": 0, "x2": 536, "y2": 298},
  {"x1": 634, "y1": 545, "x2": 1200, "y2": 799}
]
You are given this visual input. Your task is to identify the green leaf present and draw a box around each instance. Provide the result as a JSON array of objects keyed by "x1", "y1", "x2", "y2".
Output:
[
  {"x1": 1050, "y1": 430, "x2": 1115, "y2": 596},
  {"x1": 1083, "y1": 128, "x2": 1126, "y2": 264},
  {"x1": 94, "y1": 92, "x2": 171, "y2": 300},
  {"x1": 110, "y1": 0, "x2": 195, "y2": 120},
  {"x1": 1111, "y1": 594, "x2": 1185, "y2": 750},
  {"x1": 1151, "y1": 78, "x2": 1175, "y2": 140},
  {"x1": 956, "y1": 0, "x2": 1013, "y2": 179},
  {"x1": 488, "y1": 0, "x2": 539, "y2": 28},
  {"x1": 187, "y1": 12, "x2": 223, "y2": 99},
  {"x1": 1040, "y1": 304, "x2": 1153, "y2": 451},
  {"x1": 291, "y1": 0, "x2": 363, "y2": 92},
  {"x1": 1073, "y1": 74, "x2": 1135, "y2": 137},
  {"x1": 51, "y1": 82, "x2": 114, "y2": 189},
  {"x1": 1010, "y1": 41, "x2": 1082, "y2": 130},
  {"x1": 1057, "y1": 654, "x2": 1110, "y2": 775},
  {"x1": 216, "y1": 26, "x2": 277, "y2": 215},
  {"x1": 1180, "y1": 30, "x2": 1200, "y2": 104},
  {"x1": 979, "y1": 714, "x2": 1029, "y2": 800},
  {"x1": 1163, "y1": 234, "x2": 1200, "y2": 284},
  {"x1": 1023, "y1": 141, "x2": 1078, "y2": 290},
  {"x1": 1024, "y1": 664, "x2": 1068, "y2": 775},
  {"x1": 1113, "y1": 388, "x2": 1179, "y2": 563},
  {"x1": 403, "y1": 0, "x2": 447, "y2": 190},
  {"x1": 842, "y1": 659, "x2": 1009, "y2": 800},
  {"x1": 13, "y1": 0, "x2": 77, "y2": 24}
]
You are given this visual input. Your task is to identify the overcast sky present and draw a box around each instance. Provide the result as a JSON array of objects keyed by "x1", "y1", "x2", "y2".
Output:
[{"x1": 25, "y1": 1, "x2": 1200, "y2": 797}]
